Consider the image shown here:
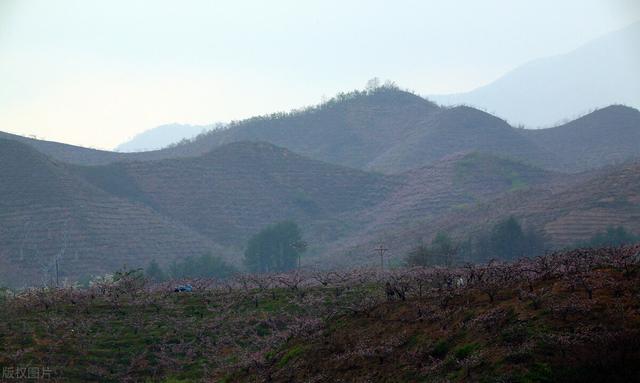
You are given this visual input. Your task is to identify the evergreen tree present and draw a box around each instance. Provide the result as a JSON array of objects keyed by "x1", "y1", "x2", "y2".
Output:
[
  {"x1": 146, "y1": 259, "x2": 167, "y2": 282},
  {"x1": 431, "y1": 232, "x2": 457, "y2": 267},
  {"x1": 406, "y1": 232, "x2": 458, "y2": 267},
  {"x1": 406, "y1": 245, "x2": 432, "y2": 267},
  {"x1": 489, "y1": 216, "x2": 527, "y2": 259},
  {"x1": 584, "y1": 226, "x2": 639, "y2": 247},
  {"x1": 244, "y1": 221, "x2": 305, "y2": 273},
  {"x1": 484, "y1": 216, "x2": 546, "y2": 260},
  {"x1": 169, "y1": 253, "x2": 235, "y2": 279}
]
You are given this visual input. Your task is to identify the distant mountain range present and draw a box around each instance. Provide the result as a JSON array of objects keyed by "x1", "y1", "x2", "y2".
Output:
[
  {"x1": 1, "y1": 87, "x2": 639, "y2": 286},
  {"x1": 430, "y1": 21, "x2": 640, "y2": 127},
  {"x1": 115, "y1": 123, "x2": 221, "y2": 152}
]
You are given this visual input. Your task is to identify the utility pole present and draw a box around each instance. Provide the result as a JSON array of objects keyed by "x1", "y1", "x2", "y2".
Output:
[
  {"x1": 292, "y1": 241, "x2": 308, "y2": 270},
  {"x1": 55, "y1": 257, "x2": 59, "y2": 287},
  {"x1": 55, "y1": 223, "x2": 68, "y2": 288},
  {"x1": 374, "y1": 243, "x2": 388, "y2": 271}
]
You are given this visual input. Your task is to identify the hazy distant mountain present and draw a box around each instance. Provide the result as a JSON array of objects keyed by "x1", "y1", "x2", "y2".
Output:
[
  {"x1": 430, "y1": 21, "x2": 640, "y2": 127},
  {"x1": 1, "y1": 88, "x2": 639, "y2": 174},
  {"x1": 115, "y1": 123, "x2": 220, "y2": 152}
]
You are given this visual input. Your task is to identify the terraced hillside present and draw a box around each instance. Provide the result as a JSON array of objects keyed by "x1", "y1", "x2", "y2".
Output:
[
  {"x1": 332, "y1": 160, "x2": 640, "y2": 266},
  {"x1": 76, "y1": 146, "x2": 563, "y2": 264},
  {"x1": 1, "y1": 138, "x2": 567, "y2": 283},
  {"x1": 521, "y1": 105, "x2": 640, "y2": 172},
  {"x1": 162, "y1": 89, "x2": 640, "y2": 173},
  {"x1": 472, "y1": 160, "x2": 640, "y2": 247},
  {"x1": 0, "y1": 140, "x2": 223, "y2": 287},
  {"x1": 537, "y1": 161, "x2": 640, "y2": 245},
  {"x1": 3, "y1": 88, "x2": 639, "y2": 174},
  {"x1": 165, "y1": 88, "x2": 441, "y2": 171},
  {"x1": 0, "y1": 130, "x2": 129, "y2": 165},
  {"x1": 339, "y1": 153, "x2": 560, "y2": 250},
  {"x1": 365, "y1": 105, "x2": 552, "y2": 174},
  {"x1": 77, "y1": 142, "x2": 400, "y2": 248},
  {"x1": 5, "y1": 135, "x2": 635, "y2": 282}
]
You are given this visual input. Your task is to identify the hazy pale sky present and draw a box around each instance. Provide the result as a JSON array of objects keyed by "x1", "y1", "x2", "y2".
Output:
[{"x1": 1, "y1": 0, "x2": 639, "y2": 149}]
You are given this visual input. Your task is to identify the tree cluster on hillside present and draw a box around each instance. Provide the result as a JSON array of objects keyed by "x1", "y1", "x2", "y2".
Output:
[
  {"x1": 577, "y1": 226, "x2": 640, "y2": 248},
  {"x1": 406, "y1": 232, "x2": 458, "y2": 267},
  {"x1": 469, "y1": 216, "x2": 547, "y2": 261},
  {"x1": 146, "y1": 253, "x2": 236, "y2": 282},
  {"x1": 244, "y1": 221, "x2": 307, "y2": 273},
  {"x1": 145, "y1": 221, "x2": 308, "y2": 280},
  {"x1": 407, "y1": 217, "x2": 547, "y2": 266}
]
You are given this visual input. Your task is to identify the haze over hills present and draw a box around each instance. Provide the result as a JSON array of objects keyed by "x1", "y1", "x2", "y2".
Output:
[
  {"x1": 115, "y1": 123, "x2": 221, "y2": 152},
  {"x1": 430, "y1": 21, "x2": 640, "y2": 127}
]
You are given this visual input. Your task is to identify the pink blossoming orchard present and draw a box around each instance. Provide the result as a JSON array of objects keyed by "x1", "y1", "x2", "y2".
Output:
[{"x1": 1, "y1": 245, "x2": 639, "y2": 381}]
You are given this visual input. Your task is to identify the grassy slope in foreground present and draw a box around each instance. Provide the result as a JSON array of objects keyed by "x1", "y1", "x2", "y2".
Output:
[{"x1": 1, "y1": 246, "x2": 639, "y2": 382}]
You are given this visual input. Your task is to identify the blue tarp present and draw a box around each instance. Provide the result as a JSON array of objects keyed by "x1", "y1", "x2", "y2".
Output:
[{"x1": 174, "y1": 284, "x2": 193, "y2": 292}]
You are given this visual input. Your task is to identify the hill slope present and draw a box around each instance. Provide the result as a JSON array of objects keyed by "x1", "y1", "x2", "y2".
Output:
[
  {"x1": 332, "y1": 160, "x2": 640, "y2": 266},
  {"x1": 78, "y1": 141, "x2": 400, "y2": 248},
  {"x1": 466, "y1": 160, "x2": 640, "y2": 247},
  {"x1": 4, "y1": 136, "x2": 636, "y2": 281},
  {"x1": 0, "y1": 130, "x2": 128, "y2": 165},
  {"x1": 163, "y1": 87, "x2": 441, "y2": 171},
  {"x1": 366, "y1": 105, "x2": 552, "y2": 173},
  {"x1": 520, "y1": 105, "x2": 640, "y2": 172},
  {"x1": 344, "y1": 152, "x2": 558, "y2": 242},
  {"x1": 77, "y1": 145, "x2": 565, "y2": 262},
  {"x1": 0, "y1": 139, "x2": 222, "y2": 287}
]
